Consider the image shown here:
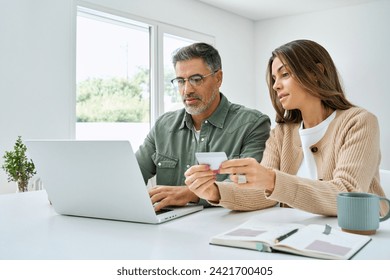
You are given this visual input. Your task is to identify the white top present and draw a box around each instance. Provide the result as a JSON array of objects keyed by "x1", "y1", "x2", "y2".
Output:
[
  {"x1": 194, "y1": 128, "x2": 200, "y2": 141},
  {"x1": 297, "y1": 111, "x2": 336, "y2": 179}
]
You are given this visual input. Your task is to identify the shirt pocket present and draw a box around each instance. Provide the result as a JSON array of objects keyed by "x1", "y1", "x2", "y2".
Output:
[
  {"x1": 152, "y1": 153, "x2": 179, "y2": 185},
  {"x1": 152, "y1": 152, "x2": 178, "y2": 169}
]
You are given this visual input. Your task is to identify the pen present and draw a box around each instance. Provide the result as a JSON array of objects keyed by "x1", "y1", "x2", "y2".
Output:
[{"x1": 275, "y1": 228, "x2": 299, "y2": 243}]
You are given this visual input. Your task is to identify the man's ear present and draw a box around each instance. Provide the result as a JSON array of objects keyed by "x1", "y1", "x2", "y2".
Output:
[{"x1": 216, "y1": 70, "x2": 223, "y2": 85}]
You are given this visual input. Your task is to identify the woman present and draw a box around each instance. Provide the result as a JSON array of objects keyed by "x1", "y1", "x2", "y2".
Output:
[{"x1": 185, "y1": 39, "x2": 386, "y2": 216}]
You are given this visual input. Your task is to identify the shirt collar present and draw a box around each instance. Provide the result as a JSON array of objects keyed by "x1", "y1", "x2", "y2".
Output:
[{"x1": 179, "y1": 93, "x2": 230, "y2": 130}]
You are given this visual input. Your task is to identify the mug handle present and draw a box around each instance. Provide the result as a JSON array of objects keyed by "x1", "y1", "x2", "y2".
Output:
[{"x1": 379, "y1": 197, "x2": 390, "y2": 222}]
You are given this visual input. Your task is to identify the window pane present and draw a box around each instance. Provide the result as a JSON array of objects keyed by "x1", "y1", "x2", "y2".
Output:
[
  {"x1": 163, "y1": 34, "x2": 196, "y2": 114},
  {"x1": 76, "y1": 12, "x2": 150, "y2": 151}
]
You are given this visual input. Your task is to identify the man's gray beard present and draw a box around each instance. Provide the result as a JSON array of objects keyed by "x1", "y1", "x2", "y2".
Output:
[{"x1": 184, "y1": 90, "x2": 218, "y2": 116}]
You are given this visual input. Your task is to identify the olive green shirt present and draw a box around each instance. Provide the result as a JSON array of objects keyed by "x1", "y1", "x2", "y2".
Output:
[{"x1": 135, "y1": 93, "x2": 270, "y2": 201}]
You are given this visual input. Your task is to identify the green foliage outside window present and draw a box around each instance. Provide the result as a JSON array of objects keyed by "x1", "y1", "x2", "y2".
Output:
[
  {"x1": 164, "y1": 68, "x2": 181, "y2": 103},
  {"x1": 76, "y1": 66, "x2": 180, "y2": 123},
  {"x1": 76, "y1": 67, "x2": 150, "y2": 122}
]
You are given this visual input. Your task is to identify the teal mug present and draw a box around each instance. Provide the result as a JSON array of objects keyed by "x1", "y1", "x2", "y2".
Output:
[{"x1": 337, "y1": 192, "x2": 390, "y2": 235}]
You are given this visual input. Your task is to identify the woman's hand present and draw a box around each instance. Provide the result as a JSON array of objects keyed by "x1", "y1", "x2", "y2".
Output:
[
  {"x1": 219, "y1": 158, "x2": 276, "y2": 191},
  {"x1": 184, "y1": 164, "x2": 221, "y2": 203}
]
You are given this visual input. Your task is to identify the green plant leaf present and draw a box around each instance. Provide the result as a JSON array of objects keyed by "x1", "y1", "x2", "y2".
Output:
[{"x1": 1, "y1": 136, "x2": 37, "y2": 184}]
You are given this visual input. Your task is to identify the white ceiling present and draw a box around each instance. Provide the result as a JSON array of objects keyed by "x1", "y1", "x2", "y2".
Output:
[{"x1": 196, "y1": 0, "x2": 381, "y2": 21}]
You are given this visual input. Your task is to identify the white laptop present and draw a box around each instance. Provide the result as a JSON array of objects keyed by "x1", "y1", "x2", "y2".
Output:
[{"x1": 25, "y1": 140, "x2": 203, "y2": 224}]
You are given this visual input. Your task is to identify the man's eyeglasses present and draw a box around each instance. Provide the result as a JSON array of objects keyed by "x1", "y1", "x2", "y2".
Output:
[{"x1": 171, "y1": 70, "x2": 219, "y2": 89}]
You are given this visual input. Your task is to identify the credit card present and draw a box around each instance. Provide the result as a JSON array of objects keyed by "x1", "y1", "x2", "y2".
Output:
[{"x1": 195, "y1": 152, "x2": 228, "y2": 170}]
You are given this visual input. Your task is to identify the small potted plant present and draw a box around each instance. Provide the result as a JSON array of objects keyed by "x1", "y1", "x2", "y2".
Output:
[{"x1": 2, "y1": 136, "x2": 36, "y2": 192}]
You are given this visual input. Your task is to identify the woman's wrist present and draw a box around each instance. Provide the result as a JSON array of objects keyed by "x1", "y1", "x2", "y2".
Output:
[
  {"x1": 265, "y1": 168, "x2": 276, "y2": 192},
  {"x1": 207, "y1": 183, "x2": 221, "y2": 203}
]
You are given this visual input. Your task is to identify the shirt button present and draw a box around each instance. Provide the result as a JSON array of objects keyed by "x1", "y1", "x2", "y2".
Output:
[
  {"x1": 311, "y1": 147, "x2": 318, "y2": 153},
  {"x1": 186, "y1": 165, "x2": 190, "y2": 168},
  {"x1": 201, "y1": 138, "x2": 205, "y2": 142},
  {"x1": 205, "y1": 120, "x2": 208, "y2": 124},
  {"x1": 158, "y1": 162, "x2": 162, "y2": 166}
]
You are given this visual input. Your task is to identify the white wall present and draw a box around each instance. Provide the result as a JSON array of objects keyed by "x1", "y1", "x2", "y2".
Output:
[
  {"x1": 254, "y1": 0, "x2": 390, "y2": 170},
  {"x1": 0, "y1": 0, "x2": 256, "y2": 193},
  {"x1": 0, "y1": 0, "x2": 75, "y2": 193}
]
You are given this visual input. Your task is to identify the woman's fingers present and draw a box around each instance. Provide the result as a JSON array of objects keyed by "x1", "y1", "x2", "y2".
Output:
[{"x1": 220, "y1": 158, "x2": 258, "y2": 175}]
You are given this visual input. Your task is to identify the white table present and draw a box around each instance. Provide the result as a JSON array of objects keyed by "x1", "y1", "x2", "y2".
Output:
[{"x1": 1, "y1": 190, "x2": 389, "y2": 260}]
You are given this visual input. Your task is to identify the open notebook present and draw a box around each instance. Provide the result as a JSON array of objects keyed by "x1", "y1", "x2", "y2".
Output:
[
  {"x1": 25, "y1": 140, "x2": 203, "y2": 224},
  {"x1": 210, "y1": 216, "x2": 371, "y2": 260}
]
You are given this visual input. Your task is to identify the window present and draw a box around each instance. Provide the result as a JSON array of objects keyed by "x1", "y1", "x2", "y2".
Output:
[
  {"x1": 76, "y1": 9, "x2": 150, "y2": 150},
  {"x1": 76, "y1": 6, "x2": 214, "y2": 150}
]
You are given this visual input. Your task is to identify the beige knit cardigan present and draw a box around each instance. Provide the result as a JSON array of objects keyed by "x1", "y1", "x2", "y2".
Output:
[{"x1": 213, "y1": 107, "x2": 387, "y2": 216}]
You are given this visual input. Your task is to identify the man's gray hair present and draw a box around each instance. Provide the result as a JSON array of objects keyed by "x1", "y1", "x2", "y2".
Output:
[{"x1": 172, "y1": 42, "x2": 222, "y2": 72}]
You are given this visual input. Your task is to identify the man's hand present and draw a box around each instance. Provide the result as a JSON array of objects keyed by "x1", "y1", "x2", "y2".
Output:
[
  {"x1": 184, "y1": 164, "x2": 221, "y2": 203},
  {"x1": 148, "y1": 186, "x2": 199, "y2": 212}
]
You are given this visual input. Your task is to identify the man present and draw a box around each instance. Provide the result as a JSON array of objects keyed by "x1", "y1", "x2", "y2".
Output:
[{"x1": 135, "y1": 42, "x2": 270, "y2": 211}]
